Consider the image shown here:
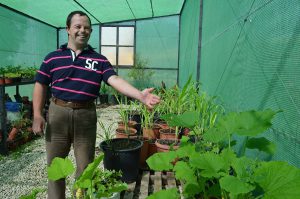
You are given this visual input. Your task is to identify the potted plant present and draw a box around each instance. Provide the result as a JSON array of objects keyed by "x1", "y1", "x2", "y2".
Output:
[
  {"x1": 47, "y1": 154, "x2": 127, "y2": 199},
  {"x1": 128, "y1": 55, "x2": 154, "y2": 90},
  {"x1": 115, "y1": 96, "x2": 137, "y2": 138},
  {"x1": 20, "y1": 66, "x2": 38, "y2": 81},
  {"x1": 147, "y1": 109, "x2": 300, "y2": 199},
  {"x1": 98, "y1": 118, "x2": 143, "y2": 183}
]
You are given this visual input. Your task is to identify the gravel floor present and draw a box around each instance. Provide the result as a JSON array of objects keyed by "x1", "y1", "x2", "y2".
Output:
[{"x1": 0, "y1": 105, "x2": 122, "y2": 199}]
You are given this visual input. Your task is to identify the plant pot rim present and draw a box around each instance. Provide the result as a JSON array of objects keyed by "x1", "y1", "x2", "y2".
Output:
[{"x1": 100, "y1": 138, "x2": 143, "y2": 152}]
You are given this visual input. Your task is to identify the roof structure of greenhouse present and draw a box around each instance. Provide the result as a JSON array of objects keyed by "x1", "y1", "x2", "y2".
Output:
[{"x1": 0, "y1": 0, "x2": 185, "y2": 27}]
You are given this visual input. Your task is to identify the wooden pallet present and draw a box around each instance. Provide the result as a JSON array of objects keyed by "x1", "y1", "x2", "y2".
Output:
[{"x1": 121, "y1": 170, "x2": 183, "y2": 199}]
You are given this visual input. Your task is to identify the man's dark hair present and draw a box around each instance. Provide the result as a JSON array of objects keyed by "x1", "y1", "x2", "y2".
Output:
[{"x1": 66, "y1": 11, "x2": 91, "y2": 28}]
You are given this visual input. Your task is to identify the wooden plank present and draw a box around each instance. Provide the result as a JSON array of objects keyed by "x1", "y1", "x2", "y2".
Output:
[
  {"x1": 153, "y1": 172, "x2": 162, "y2": 193},
  {"x1": 178, "y1": 180, "x2": 184, "y2": 199},
  {"x1": 166, "y1": 172, "x2": 176, "y2": 189},
  {"x1": 140, "y1": 171, "x2": 150, "y2": 198},
  {"x1": 123, "y1": 181, "x2": 136, "y2": 199}
]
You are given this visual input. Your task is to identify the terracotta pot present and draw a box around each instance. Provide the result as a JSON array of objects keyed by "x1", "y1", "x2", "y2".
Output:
[
  {"x1": 159, "y1": 128, "x2": 176, "y2": 140},
  {"x1": 139, "y1": 138, "x2": 149, "y2": 168},
  {"x1": 7, "y1": 127, "x2": 19, "y2": 141},
  {"x1": 115, "y1": 127, "x2": 137, "y2": 138},
  {"x1": 117, "y1": 120, "x2": 137, "y2": 129},
  {"x1": 0, "y1": 78, "x2": 4, "y2": 85},
  {"x1": 4, "y1": 78, "x2": 13, "y2": 84},
  {"x1": 156, "y1": 121, "x2": 169, "y2": 129},
  {"x1": 148, "y1": 139, "x2": 157, "y2": 157},
  {"x1": 155, "y1": 139, "x2": 180, "y2": 153},
  {"x1": 152, "y1": 124, "x2": 161, "y2": 138}
]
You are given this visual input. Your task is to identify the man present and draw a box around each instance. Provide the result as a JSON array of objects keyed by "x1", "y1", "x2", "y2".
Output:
[{"x1": 32, "y1": 11, "x2": 160, "y2": 199}]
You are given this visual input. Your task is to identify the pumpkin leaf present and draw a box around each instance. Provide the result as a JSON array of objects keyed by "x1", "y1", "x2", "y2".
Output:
[
  {"x1": 220, "y1": 175, "x2": 255, "y2": 196},
  {"x1": 246, "y1": 137, "x2": 276, "y2": 155},
  {"x1": 173, "y1": 161, "x2": 197, "y2": 183},
  {"x1": 147, "y1": 151, "x2": 177, "y2": 171},
  {"x1": 190, "y1": 152, "x2": 225, "y2": 178},
  {"x1": 146, "y1": 188, "x2": 180, "y2": 199},
  {"x1": 47, "y1": 157, "x2": 75, "y2": 181},
  {"x1": 254, "y1": 161, "x2": 300, "y2": 199}
]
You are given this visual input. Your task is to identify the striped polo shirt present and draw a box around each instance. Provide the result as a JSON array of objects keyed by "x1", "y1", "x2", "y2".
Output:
[{"x1": 35, "y1": 44, "x2": 117, "y2": 101}]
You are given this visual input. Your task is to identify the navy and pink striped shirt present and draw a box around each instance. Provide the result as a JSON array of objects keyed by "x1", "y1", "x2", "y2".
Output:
[{"x1": 35, "y1": 44, "x2": 117, "y2": 101}]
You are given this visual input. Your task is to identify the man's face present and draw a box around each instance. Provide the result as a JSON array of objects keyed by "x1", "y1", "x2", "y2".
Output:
[{"x1": 67, "y1": 14, "x2": 92, "y2": 47}]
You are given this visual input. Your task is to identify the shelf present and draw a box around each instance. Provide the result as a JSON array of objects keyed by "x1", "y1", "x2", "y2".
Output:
[{"x1": 0, "y1": 80, "x2": 35, "y2": 155}]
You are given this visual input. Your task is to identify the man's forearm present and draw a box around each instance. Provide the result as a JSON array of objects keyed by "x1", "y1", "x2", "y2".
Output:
[
  {"x1": 107, "y1": 75, "x2": 143, "y2": 101},
  {"x1": 33, "y1": 82, "x2": 47, "y2": 118}
]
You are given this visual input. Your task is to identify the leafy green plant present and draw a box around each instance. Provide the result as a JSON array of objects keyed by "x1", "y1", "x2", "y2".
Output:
[
  {"x1": 48, "y1": 154, "x2": 127, "y2": 199},
  {"x1": 97, "y1": 120, "x2": 115, "y2": 146},
  {"x1": 20, "y1": 66, "x2": 38, "y2": 80},
  {"x1": 147, "y1": 109, "x2": 300, "y2": 199},
  {"x1": 100, "y1": 83, "x2": 108, "y2": 94},
  {"x1": 19, "y1": 188, "x2": 46, "y2": 199},
  {"x1": 140, "y1": 103, "x2": 156, "y2": 129},
  {"x1": 128, "y1": 55, "x2": 154, "y2": 90}
]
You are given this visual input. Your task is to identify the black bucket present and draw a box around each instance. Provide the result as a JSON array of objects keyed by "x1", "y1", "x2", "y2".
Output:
[{"x1": 100, "y1": 138, "x2": 143, "y2": 183}]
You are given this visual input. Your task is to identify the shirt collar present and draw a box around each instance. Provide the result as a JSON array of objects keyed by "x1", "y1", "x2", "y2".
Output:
[{"x1": 60, "y1": 43, "x2": 95, "y2": 52}]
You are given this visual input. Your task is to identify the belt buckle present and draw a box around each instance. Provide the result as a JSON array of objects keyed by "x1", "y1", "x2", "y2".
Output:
[{"x1": 66, "y1": 101, "x2": 74, "y2": 108}]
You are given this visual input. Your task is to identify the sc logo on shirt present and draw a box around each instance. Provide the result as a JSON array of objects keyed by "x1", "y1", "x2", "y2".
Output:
[{"x1": 85, "y1": 59, "x2": 98, "y2": 71}]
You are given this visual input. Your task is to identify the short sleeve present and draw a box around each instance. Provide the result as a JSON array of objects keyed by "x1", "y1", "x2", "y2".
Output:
[
  {"x1": 102, "y1": 59, "x2": 117, "y2": 83},
  {"x1": 35, "y1": 54, "x2": 52, "y2": 85}
]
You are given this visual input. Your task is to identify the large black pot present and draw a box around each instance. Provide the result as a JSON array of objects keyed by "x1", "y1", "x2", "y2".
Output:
[{"x1": 100, "y1": 138, "x2": 143, "y2": 183}]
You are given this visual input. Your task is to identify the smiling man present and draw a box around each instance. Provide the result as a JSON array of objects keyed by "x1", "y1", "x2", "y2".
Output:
[{"x1": 32, "y1": 11, "x2": 160, "y2": 199}]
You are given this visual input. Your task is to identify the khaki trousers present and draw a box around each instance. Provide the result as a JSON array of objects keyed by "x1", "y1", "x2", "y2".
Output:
[{"x1": 46, "y1": 101, "x2": 97, "y2": 199}]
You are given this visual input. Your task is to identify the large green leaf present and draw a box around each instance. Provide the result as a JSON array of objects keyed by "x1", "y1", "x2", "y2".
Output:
[
  {"x1": 203, "y1": 127, "x2": 230, "y2": 143},
  {"x1": 254, "y1": 161, "x2": 300, "y2": 199},
  {"x1": 47, "y1": 157, "x2": 75, "y2": 181},
  {"x1": 203, "y1": 109, "x2": 277, "y2": 143},
  {"x1": 161, "y1": 111, "x2": 199, "y2": 128},
  {"x1": 220, "y1": 148, "x2": 237, "y2": 169},
  {"x1": 232, "y1": 156, "x2": 257, "y2": 180},
  {"x1": 246, "y1": 137, "x2": 276, "y2": 155},
  {"x1": 75, "y1": 154, "x2": 104, "y2": 188},
  {"x1": 190, "y1": 152, "x2": 225, "y2": 178},
  {"x1": 220, "y1": 175, "x2": 255, "y2": 196},
  {"x1": 173, "y1": 161, "x2": 197, "y2": 183},
  {"x1": 232, "y1": 109, "x2": 277, "y2": 136},
  {"x1": 146, "y1": 188, "x2": 180, "y2": 199},
  {"x1": 147, "y1": 151, "x2": 177, "y2": 171},
  {"x1": 175, "y1": 143, "x2": 195, "y2": 158},
  {"x1": 183, "y1": 182, "x2": 203, "y2": 198}
]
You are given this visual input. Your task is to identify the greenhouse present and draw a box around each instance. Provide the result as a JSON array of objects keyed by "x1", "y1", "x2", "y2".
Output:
[{"x1": 0, "y1": 0, "x2": 300, "y2": 198}]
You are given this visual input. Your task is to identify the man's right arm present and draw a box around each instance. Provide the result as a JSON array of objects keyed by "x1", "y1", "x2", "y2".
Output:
[{"x1": 32, "y1": 82, "x2": 47, "y2": 135}]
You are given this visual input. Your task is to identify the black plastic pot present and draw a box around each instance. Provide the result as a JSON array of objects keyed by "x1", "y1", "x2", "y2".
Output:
[{"x1": 100, "y1": 138, "x2": 143, "y2": 183}]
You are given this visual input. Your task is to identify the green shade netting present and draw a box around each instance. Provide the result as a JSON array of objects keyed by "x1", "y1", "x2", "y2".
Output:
[{"x1": 0, "y1": 0, "x2": 184, "y2": 27}]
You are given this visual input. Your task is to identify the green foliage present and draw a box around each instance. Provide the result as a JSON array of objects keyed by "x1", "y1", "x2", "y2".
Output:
[
  {"x1": 47, "y1": 154, "x2": 127, "y2": 199},
  {"x1": 128, "y1": 55, "x2": 154, "y2": 89},
  {"x1": 146, "y1": 188, "x2": 180, "y2": 199},
  {"x1": 147, "y1": 109, "x2": 300, "y2": 199},
  {"x1": 19, "y1": 188, "x2": 46, "y2": 199},
  {"x1": 48, "y1": 157, "x2": 75, "y2": 181}
]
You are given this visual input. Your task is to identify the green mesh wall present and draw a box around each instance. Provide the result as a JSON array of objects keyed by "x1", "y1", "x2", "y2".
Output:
[
  {"x1": 136, "y1": 16, "x2": 179, "y2": 69},
  {"x1": 178, "y1": 0, "x2": 200, "y2": 86},
  {"x1": 59, "y1": 25, "x2": 99, "y2": 52},
  {"x1": 118, "y1": 68, "x2": 177, "y2": 89},
  {"x1": 200, "y1": 0, "x2": 300, "y2": 167},
  {"x1": 0, "y1": 6, "x2": 56, "y2": 66},
  {"x1": 0, "y1": 6, "x2": 56, "y2": 100}
]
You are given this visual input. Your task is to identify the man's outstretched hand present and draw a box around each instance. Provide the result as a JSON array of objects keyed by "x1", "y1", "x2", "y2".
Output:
[{"x1": 141, "y1": 88, "x2": 161, "y2": 109}]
